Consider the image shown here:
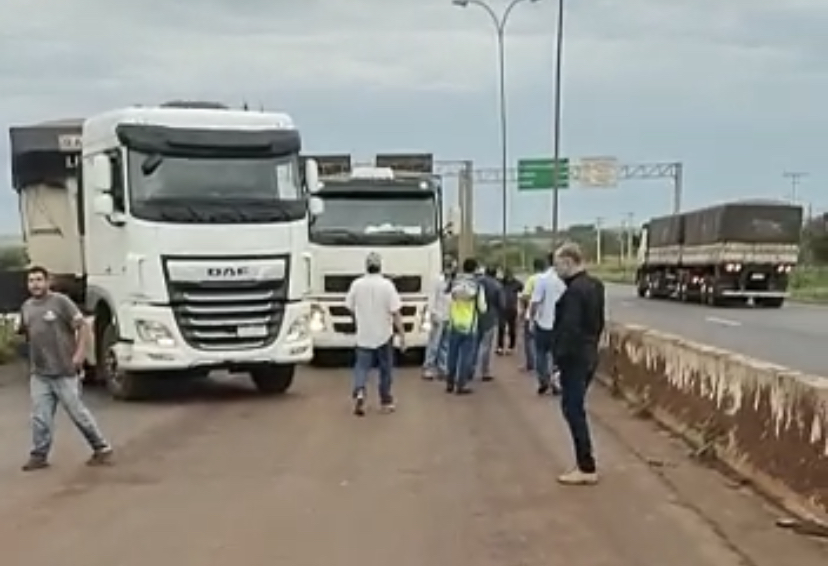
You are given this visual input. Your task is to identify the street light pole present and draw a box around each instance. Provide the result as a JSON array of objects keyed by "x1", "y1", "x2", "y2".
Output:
[
  {"x1": 453, "y1": 0, "x2": 540, "y2": 264},
  {"x1": 496, "y1": 25, "x2": 508, "y2": 264}
]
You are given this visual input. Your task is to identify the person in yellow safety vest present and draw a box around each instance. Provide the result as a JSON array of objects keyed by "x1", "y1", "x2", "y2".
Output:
[
  {"x1": 444, "y1": 258, "x2": 487, "y2": 395},
  {"x1": 519, "y1": 258, "x2": 546, "y2": 373}
]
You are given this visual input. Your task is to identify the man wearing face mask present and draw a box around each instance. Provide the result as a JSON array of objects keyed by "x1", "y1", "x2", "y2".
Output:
[{"x1": 550, "y1": 243, "x2": 605, "y2": 485}]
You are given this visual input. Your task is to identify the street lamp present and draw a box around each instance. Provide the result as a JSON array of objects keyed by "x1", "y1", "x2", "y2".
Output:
[{"x1": 452, "y1": 0, "x2": 540, "y2": 263}]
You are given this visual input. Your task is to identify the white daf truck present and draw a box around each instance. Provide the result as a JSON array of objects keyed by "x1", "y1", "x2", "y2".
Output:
[
  {"x1": 306, "y1": 162, "x2": 443, "y2": 362},
  {"x1": 9, "y1": 103, "x2": 323, "y2": 400}
]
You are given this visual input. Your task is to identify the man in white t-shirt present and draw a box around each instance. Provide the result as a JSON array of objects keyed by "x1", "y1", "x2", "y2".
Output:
[
  {"x1": 345, "y1": 252, "x2": 405, "y2": 416},
  {"x1": 422, "y1": 255, "x2": 455, "y2": 380},
  {"x1": 530, "y1": 252, "x2": 567, "y2": 396}
]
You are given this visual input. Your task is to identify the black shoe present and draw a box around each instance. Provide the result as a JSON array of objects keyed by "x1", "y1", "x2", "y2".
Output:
[
  {"x1": 445, "y1": 382, "x2": 455, "y2": 393},
  {"x1": 481, "y1": 375, "x2": 494, "y2": 382},
  {"x1": 22, "y1": 456, "x2": 49, "y2": 472},
  {"x1": 537, "y1": 383, "x2": 550, "y2": 396}
]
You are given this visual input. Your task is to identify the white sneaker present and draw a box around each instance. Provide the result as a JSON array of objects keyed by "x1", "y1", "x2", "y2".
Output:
[
  {"x1": 353, "y1": 391, "x2": 366, "y2": 416},
  {"x1": 380, "y1": 403, "x2": 396, "y2": 414},
  {"x1": 557, "y1": 468, "x2": 599, "y2": 485}
]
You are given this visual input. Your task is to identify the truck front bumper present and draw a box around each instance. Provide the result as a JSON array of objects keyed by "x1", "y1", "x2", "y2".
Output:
[
  {"x1": 309, "y1": 298, "x2": 431, "y2": 351},
  {"x1": 113, "y1": 302, "x2": 313, "y2": 372}
]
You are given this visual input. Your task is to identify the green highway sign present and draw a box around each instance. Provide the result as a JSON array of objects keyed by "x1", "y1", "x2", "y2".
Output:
[{"x1": 517, "y1": 158, "x2": 570, "y2": 191}]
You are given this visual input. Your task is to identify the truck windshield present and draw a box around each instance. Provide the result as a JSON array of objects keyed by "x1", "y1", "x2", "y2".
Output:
[
  {"x1": 127, "y1": 151, "x2": 306, "y2": 223},
  {"x1": 310, "y1": 196, "x2": 439, "y2": 246}
]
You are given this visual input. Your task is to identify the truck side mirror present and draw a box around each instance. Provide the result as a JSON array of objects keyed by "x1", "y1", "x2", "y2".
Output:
[
  {"x1": 308, "y1": 196, "x2": 324, "y2": 216},
  {"x1": 305, "y1": 158, "x2": 320, "y2": 193},
  {"x1": 93, "y1": 193, "x2": 114, "y2": 216},
  {"x1": 90, "y1": 154, "x2": 112, "y2": 191}
]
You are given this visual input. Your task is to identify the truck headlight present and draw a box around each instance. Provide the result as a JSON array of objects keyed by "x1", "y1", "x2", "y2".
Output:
[
  {"x1": 309, "y1": 305, "x2": 326, "y2": 332},
  {"x1": 135, "y1": 320, "x2": 175, "y2": 347},
  {"x1": 286, "y1": 314, "x2": 309, "y2": 342}
]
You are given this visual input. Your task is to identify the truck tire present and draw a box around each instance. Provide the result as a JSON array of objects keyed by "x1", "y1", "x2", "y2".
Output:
[
  {"x1": 98, "y1": 323, "x2": 148, "y2": 401},
  {"x1": 250, "y1": 364, "x2": 295, "y2": 395},
  {"x1": 755, "y1": 297, "x2": 784, "y2": 308},
  {"x1": 636, "y1": 279, "x2": 647, "y2": 298}
]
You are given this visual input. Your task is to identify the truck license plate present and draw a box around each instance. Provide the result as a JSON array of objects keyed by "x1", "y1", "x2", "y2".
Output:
[{"x1": 237, "y1": 325, "x2": 267, "y2": 338}]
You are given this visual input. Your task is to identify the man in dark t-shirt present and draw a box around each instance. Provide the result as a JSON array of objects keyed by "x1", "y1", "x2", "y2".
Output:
[{"x1": 18, "y1": 265, "x2": 113, "y2": 471}]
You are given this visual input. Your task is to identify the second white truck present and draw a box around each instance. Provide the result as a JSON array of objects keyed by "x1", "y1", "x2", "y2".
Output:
[
  {"x1": 305, "y1": 160, "x2": 444, "y2": 361},
  {"x1": 10, "y1": 103, "x2": 324, "y2": 399}
]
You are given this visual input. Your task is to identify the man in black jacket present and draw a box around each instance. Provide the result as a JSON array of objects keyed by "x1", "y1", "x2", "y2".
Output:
[{"x1": 550, "y1": 243, "x2": 605, "y2": 485}]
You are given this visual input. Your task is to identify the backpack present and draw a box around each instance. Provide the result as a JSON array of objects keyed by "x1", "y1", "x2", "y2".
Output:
[{"x1": 449, "y1": 275, "x2": 482, "y2": 334}]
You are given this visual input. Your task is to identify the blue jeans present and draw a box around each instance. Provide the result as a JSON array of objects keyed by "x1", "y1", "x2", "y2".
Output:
[
  {"x1": 422, "y1": 320, "x2": 448, "y2": 375},
  {"x1": 30, "y1": 374, "x2": 110, "y2": 459},
  {"x1": 558, "y1": 356, "x2": 597, "y2": 472},
  {"x1": 446, "y1": 329, "x2": 476, "y2": 389},
  {"x1": 523, "y1": 319, "x2": 536, "y2": 371},
  {"x1": 533, "y1": 324, "x2": 556, "y2": 388},
  {"x1": 353, "y1": 340, "x2": 394, "y2": 405},
  {"x1": 475, "y1": 326, "x2": 496, "y2": 379}
]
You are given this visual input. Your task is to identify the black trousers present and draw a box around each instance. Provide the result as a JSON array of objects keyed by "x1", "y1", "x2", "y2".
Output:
[
  {"x1": 496, "y1": 310, "x2": 517, "y2": 349},
  {"x1": 558, "y1": 352, "x2": 598, "y2": 473}
]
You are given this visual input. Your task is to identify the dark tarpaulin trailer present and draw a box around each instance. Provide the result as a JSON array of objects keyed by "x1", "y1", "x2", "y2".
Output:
[
  {"x1": 648, "y1": 214, "x2": 684, "y2": 247},
  {"x1": 9, "y1": 119, "x2": 83, "y2": 191},
  {"x1": 683, "y1": 201, "x2": 803, "y2": 245}
]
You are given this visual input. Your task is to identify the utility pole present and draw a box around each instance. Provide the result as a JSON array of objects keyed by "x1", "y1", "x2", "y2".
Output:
[
  {"x1": 625, "y1": 212, "x2": 634, "y2": 264},
  {"x1": 457, "y1": 161, "x2": 475, "y2": 261},
  {"x1": 783, "y1": 171, "x2": 808, "y2": 203},
  {"x1": 594, "y1": 217, "x2": 603, "y2": 265},
  {"x1": 550, "y1": 0, "x2": 566, "y2": 237}
]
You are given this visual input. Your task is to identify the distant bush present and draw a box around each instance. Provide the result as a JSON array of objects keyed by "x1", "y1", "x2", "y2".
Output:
[
  {"x1": 0, "y1": 318, "x2": 22, "y2": 365},
  {"x1": 0, "y1": 246, "x2": 27, "y2": 270}
]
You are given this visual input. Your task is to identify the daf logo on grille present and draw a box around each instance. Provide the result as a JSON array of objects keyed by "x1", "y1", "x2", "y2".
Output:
[{"x1": 207, "y1": 266, "x2": 250, "y2": 278}]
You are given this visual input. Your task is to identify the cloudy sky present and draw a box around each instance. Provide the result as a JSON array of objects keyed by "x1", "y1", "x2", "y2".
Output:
[{"x1": 2, "y1": 0, "x2": 827, "y2": 234}]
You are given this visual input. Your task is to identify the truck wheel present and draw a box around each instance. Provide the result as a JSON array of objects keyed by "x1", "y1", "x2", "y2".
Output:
[
  {"x1": 98, "y1": 323, "x2": 147, "y2": 401},
  {"x1": 250, "y1": 364, "x2": 295, "y2": 395},
  {"x1": 636, "y1": 279, "x2": 647, "y2": 298}
]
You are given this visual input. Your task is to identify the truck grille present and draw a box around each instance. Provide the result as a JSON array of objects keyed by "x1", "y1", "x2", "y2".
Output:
[
  {"x1": 168, "y1": 281, "x2": 285, "y2": 351},
  {"x1": 323, "y1": 274, "x2": 422, "y2": 293}
]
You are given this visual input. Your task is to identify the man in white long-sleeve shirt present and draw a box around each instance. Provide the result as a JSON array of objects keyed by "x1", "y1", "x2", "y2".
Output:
[{"x1": 422, "y1": 255, "x2": 456, "y2": 380}]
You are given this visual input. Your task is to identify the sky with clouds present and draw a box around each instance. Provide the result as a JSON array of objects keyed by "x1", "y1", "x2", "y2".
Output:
[{"x1": 2, "y1": 0, "x2": 827, "y2": 235}]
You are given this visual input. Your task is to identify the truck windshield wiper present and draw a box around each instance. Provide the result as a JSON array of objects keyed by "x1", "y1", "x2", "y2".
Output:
[
  {"x1": 141, "y1": 153, "x2": 163, "y2": 175},
  {"x1": 370, "y1": 230, "x2": 425, "y2": 243},
  {"x1": 314, "y1": 228, "x2": 361, "y2": 243}
]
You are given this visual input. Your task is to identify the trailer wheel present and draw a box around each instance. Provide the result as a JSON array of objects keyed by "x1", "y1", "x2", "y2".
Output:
[
  {"x1": 635, "y1": 279, "x2": 647, "y2": 298},
  {"x1": 98, "y1": 323, "x2": 148, "y2": 401}
]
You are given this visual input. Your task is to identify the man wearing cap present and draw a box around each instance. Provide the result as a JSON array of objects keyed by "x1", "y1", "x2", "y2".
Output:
[
  {"x1": 422, "y1": 255, "x2": 456, "y2": 380},
  {"x1": 345, "y1": 252, "x2": 405, "y2": 416}
]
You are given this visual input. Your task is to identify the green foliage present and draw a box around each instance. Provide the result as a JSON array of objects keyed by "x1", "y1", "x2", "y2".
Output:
[
  {"x1": 0, "y1": 318, "x2": 22, "y2": 365},
  {"x1": 0, "y1": 245, "x2": 27, "y2": 270}
]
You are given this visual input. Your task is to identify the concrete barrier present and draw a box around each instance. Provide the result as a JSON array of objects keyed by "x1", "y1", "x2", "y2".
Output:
[{"x1": 599, "y1": 321, "x2": 828, "y2": 522}]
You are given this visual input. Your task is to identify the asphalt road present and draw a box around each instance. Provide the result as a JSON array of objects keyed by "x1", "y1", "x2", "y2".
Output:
[
  {"x1": 1, "y1": 362, "x2": 825, "y2": 565},
  {"x1": 606, "y1": 283, "x2": 828, "y2": 376}
]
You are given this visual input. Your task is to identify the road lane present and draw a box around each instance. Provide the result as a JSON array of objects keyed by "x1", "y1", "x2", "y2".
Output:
[
  {"x1": 0, "y1": 361, "x2": 824, "y2": 565},
  {"x1": 606, "y1": 283, "x2": 828, "y2": 376}
]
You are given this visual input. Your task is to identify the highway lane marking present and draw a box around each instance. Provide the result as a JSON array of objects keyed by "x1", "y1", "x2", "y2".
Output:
[{"x1": 704, "y1": 316, "x2": 742, "y2": 327}]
